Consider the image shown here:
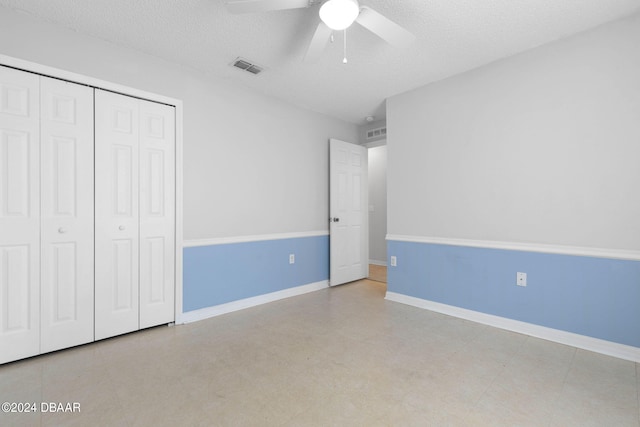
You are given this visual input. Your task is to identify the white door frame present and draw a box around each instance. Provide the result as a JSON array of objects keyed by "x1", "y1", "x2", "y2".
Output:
[
  {"x1": 364, "y1": 139, "x2": 387, "y2": 267},
  {"x1": 0, "y1": 54, "x2": 185, "y2": 324}
]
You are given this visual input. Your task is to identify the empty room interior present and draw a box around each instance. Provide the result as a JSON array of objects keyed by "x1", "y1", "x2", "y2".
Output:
[{"x1": 1, "y1": 0, "x2": 640, "y2": 425}]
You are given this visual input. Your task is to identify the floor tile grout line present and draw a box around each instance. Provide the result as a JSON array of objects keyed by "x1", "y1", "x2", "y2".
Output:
[
  {"x1": 548, "y1": 345, "x2": 578, "y2": 426},
  {"x1": 456, "y1": 328, "x2": 521, "y2": 424},
  {"x1": 559, "y1": 344, "x2": 577, "y2": 386}
]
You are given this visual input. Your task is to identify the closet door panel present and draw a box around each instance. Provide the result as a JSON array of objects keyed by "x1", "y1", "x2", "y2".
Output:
[
  {"x1": 0, "y1": 66, "x2": 40, "y2": 364},
  {"x1": 95, "y1": 90, "x2": 139, "y2": 341},
  {"x1": 40, "y1": 77, "x2": 94, "y2": 353},
  {"x1": 139, "y1": 101, "x2": 175, "y2": 329}
]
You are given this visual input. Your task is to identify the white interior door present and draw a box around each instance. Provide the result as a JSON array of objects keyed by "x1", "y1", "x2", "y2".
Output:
[
  {"x1": 329, "y1": 138, "x2": 368, "y2": 286},
  {"x1": 0, "y1": 66, "x2": 41, "y2": 364},
  {"x1": 40, "y1": 77, "x2": 94, "y2": 353},
  {"x1": 95, "y1": 89, "x2": 140, "y2": 340},
  {"x1": 139, "y1": 99, "x2": 175, "y2": 329}
]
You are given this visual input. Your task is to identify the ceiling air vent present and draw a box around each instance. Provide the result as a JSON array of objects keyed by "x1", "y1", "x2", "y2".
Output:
[
  {"x1": 366, "y1": 127, "x2": 387, "y2": 140},
  {"x1": 231, "y1": 57, "x2": 264, "y2": 75}
]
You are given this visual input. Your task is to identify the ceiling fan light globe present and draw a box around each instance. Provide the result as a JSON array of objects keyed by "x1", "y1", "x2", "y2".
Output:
[{"x1": 319, "y1": 0, "x2": 360, "y2": 31}]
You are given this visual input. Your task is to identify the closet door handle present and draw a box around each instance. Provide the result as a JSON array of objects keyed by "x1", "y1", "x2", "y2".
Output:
[
  {"x1": 58, "y1": 227, "x2": 66, "y2": 234},
  {"x1": 118, "y1": 225, "x2": 126, "y2": 231}
]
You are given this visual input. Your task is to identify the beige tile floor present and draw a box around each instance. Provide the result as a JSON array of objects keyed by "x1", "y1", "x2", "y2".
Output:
[{"x1": 1, "y1": 279, "x2": 639, "y2": 426}]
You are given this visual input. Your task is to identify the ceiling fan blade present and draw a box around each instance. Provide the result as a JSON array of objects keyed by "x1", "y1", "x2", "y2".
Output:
[
  {"x1": 304, "y1": 21, "x2": 332, "y2": 62},
  {"x1": 355, "y1": 6, "x2": 415, "y2": 48},
  {"x1": 225, "y1": 0, "x2": 310, "y2": 14}
]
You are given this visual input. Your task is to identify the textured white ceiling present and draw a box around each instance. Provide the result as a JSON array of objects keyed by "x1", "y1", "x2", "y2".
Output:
[{"x1": 1, "y1": 0, "x2": 639, "y2": 124}]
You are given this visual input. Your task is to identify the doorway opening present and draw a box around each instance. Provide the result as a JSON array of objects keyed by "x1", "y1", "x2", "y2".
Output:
[
  {"x1": 328, "y1": 137, "x2": 386, "y2": 288},
  {"x1": 367, "y1": 143, "x2": 387, "y2": 284}
]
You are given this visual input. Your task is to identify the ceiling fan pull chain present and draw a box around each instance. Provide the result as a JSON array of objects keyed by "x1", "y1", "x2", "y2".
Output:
[{"x1": 343, "y1": 29, "x2": 348, "y2": 64}]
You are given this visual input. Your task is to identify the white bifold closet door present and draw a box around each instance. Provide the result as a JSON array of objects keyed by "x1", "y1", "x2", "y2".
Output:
[
  {"x1": 0, "y1": 67, "x2": 41, "y2": 363},
  {"x1": 138, "y1": 99, "x2": 175, "y2": 329},
  {"x1": 94, "y1": 89, "x2": 175, "y2": 341},
  {"x1": 40, "y1": 77, "x2": 94, "y2": 353},
  {"x1": 0, "y1": 67, "x2": 94, "y2": 364}
]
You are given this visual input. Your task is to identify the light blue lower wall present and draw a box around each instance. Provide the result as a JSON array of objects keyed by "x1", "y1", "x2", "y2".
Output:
[
  {"x1": 183, "y1": 235, "x2": 329, "y2": 312},
  {"x1": 387, "y1": 240, "x2": 640, "y2": 348}
]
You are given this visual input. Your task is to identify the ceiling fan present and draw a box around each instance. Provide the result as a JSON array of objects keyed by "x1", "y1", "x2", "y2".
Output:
[{"x1": 224, "y1": 0, "x2": 415, "y2": 62}]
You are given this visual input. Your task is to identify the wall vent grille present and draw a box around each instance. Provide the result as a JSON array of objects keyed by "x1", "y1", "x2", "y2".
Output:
[
  {"x1": 231, "y1": 57, "x2": 264, "y2": 75},
  {"x1": 366, "y1": 127, "x2": 387, "y2": 139}
]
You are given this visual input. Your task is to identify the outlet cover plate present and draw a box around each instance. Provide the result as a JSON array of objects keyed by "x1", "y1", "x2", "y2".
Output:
[{"x1": 517, "y1": 272, "x2": 527, "y2": 287}]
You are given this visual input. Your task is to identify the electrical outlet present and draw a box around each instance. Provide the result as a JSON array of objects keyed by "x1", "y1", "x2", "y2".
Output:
[
  {"x1": 289, "y1": 254, "x2": 295, "y2": 264},
  {"x1": 517, "y1": 272, "x2": 527, "y2": 287},
  {"x1": 390, "y1": 256, "x2": 397, "y2": 267}
]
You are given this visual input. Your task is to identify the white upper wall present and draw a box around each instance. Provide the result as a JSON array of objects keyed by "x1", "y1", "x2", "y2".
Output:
[
  {"x1": 0, "y1": 6, "x2": 358, "y2": 239},
  {"x1": 387, "y1": 12, "x2": 640, "y2": 251}
]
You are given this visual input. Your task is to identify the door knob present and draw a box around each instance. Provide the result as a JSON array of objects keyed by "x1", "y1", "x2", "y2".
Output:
[
  {"x1": 58, "y1": 227, "x2": 66, "y2": 233},
  {"x1": 330, "y1": 217, "x2": 340, "y2": 222},
  {"x1": 119, "y1": 225, "x2": 126, "y2": 231}
]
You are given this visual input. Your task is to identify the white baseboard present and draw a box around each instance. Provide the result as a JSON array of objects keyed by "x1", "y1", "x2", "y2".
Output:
[
  {"x1": 385, "y1": 292, "x2": 640, "y2": 363},
  {"x1": 179, "y1": 280, "x2": 328, "y2": 324},
  {"x1": 369, "y1": 259, "x2": 387, "y2": 266}
]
